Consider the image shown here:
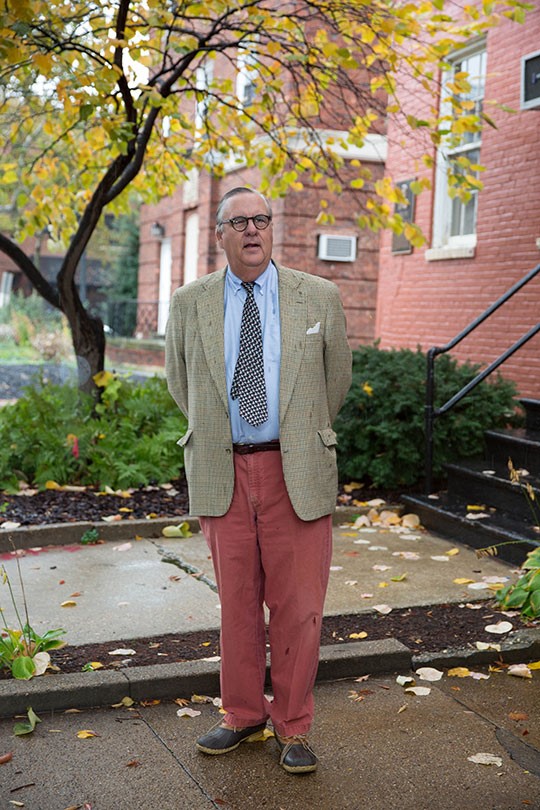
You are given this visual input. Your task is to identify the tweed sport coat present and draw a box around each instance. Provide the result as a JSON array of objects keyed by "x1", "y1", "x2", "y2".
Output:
[{"x1": 165, "y1": 263, "x2": 352, "y2": 521}]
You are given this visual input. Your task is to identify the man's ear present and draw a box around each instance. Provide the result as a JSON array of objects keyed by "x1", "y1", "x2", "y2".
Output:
[{"x1": 216, "y1": 227, "x2": 224, "y2": 249}]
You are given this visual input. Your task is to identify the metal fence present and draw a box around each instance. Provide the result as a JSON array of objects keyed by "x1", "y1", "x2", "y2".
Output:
[{"x1": 90, "y1": 300, "x2": 161, "y2": 338}]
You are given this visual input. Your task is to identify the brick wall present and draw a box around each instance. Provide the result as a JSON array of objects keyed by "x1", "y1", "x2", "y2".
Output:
[
  {"x1": 377, "y1": 5, "x2": 540, "y2": 400},
  {"x1": 138, "y1": 163, "x2": 385, "y2": 346}
]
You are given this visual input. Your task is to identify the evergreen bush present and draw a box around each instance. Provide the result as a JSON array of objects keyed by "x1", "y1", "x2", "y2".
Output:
[
  {"x1": 0, "y1": 373, "x2": 187, "y2": 490},
  {"x1": 334, "y1": 344, "x2": 520, "y2": 489}
]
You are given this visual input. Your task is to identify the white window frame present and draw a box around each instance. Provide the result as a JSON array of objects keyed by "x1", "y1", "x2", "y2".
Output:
[
  {"x1": 0, "y1": 271, "x2": 14, "y2": 308},
  {"x1": 428, "y1": 40, "x2": 486, "y2": 261},
  {"x1": 195, "y1": 61, "x2": 214, "y2": 134},
  {"x1": 236, "y1": 45, "x2": 258, "y2": 109}
]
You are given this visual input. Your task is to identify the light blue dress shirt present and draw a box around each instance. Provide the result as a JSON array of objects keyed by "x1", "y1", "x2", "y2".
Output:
[{"x1": 224, "y1": 262, "x2": 281, "y2": 444}]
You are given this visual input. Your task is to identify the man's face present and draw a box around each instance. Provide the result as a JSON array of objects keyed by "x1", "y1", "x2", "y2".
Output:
[{"x1": 216, "y1": 192, "x2": 273, "y2": 280}]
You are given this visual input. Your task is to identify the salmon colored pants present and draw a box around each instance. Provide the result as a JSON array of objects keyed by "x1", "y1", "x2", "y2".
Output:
[{"x1": 199, "y1": 450, "x2": 332, "y2": 738}]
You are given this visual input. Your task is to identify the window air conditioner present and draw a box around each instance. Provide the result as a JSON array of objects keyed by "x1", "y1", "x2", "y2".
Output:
[{"x1": 317, "y1": 234, "x2": 357, "y2": 262}]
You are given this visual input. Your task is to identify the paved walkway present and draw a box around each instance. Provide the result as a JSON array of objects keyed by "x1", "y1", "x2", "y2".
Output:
[{"x1": 1, "y1": 514, "x2": 540, "y2": 808}]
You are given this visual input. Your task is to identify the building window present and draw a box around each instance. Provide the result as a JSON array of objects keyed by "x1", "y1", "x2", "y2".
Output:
[
  {"x1": 236, "y1": 46, "x2": 258, "y2": 108},
  {"x1": 430, "y1": 42, "x2": 486, "y2": 257},
  {"x1": 195, "y1": 61, "x2": 213, "y2": 134},
  {"x1": 0, "y1": 271, "x2": 14, "y2": 308}
]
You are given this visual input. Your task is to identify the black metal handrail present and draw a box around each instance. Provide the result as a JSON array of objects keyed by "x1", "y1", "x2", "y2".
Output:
[{"x1": 425, "y1": 263, "x2": 540, "y2": 494}]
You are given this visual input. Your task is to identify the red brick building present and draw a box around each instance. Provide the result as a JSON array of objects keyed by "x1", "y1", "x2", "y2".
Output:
[
  {"x1": 376, "y1": 4, "x2": 540, "y2": 400},
  {"x1": 137, "y1": 43, "x2": 387, "y2": 347}
]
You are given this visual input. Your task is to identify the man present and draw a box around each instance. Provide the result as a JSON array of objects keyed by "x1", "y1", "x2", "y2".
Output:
[{"x1": 165, "y1": 187, "x2": 351, "y2": 774}]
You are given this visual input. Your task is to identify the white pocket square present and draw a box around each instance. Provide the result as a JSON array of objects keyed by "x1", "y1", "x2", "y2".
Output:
[{"x1": 306, "y1": 322, "x2": 320, "y2": 335}]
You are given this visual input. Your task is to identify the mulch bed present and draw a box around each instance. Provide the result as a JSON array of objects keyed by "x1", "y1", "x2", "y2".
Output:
[{"x1": 15, "y1": 602, "x2": 532, "y2": 679}]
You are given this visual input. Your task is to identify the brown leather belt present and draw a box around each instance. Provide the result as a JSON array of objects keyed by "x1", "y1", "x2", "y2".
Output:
[{"x1": 233, "y1": 441, "x2": 280, "y2": 455}]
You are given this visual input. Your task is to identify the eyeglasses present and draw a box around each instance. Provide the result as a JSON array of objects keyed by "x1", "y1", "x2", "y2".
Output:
[{"x1": 221, "y1": 215, "x2": 272, "y2": 232}]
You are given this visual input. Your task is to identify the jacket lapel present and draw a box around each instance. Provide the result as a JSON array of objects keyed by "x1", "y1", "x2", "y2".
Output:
[
  {"x1": 277, "y1": 264, "x2": 307, "y2": 423},
  {"x1": 196, "y1": 269, "x2": 229, "y2": 414}
]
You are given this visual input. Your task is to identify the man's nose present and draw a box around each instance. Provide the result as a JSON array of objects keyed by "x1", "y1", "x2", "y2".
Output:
[{"x1": 244, "y1": 217, "x2": 258, "y2": 234}]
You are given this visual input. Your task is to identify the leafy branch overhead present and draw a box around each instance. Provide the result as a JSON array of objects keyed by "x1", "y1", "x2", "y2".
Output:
[
  {"x1": 1, "y1": 0, "x2": 529, "y2": 239},
  {"x1": 0, "y1": 0, "x2": 530, "y2": 386}
]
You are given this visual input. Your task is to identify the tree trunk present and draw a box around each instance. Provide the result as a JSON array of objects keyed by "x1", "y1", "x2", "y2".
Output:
[{"x1": 64, "y1": 298, "x2": 106, "y2": 394}]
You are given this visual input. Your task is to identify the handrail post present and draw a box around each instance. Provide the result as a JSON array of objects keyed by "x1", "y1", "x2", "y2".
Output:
[{"x1": 425, "y1": 347, "x2": 437, "y2": 495}]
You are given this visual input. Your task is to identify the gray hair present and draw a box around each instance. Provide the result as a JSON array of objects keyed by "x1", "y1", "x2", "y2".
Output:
[{"x1": 215, "y1": 187, "x2": 272, "y2": 232}]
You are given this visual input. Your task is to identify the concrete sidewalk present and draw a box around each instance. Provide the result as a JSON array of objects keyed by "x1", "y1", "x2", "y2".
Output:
[
  {"x1": 1, "y1": 673, "x2": 540, "y2": 809},
  {"x1": 2, "y1": 514, "x2": 540, "y2": 809},
  {"x1": 1, "y1": 512, "x2": 539, "y2": 718}
]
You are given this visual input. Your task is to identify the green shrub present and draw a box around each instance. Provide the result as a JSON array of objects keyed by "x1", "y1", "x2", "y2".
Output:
[
  {"x1": 334, "y1": 344, "x2": 520, "y2": 489},
  {"x1": 0, "y1": 372, "x2": 187, "y2": 490}
]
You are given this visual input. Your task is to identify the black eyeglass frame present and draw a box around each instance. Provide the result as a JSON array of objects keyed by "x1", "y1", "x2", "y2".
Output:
[{"x1": 220, "y1": 214, "x2": 272, "y2": 232}]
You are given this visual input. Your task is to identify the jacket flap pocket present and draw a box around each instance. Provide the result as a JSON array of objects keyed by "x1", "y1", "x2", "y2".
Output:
[
  {"x1": 317, "y1": 428, "x2": 337, "y2": 447},
  {"x1": 177, "y1": 428, "x2": 193, "y2": 447}
]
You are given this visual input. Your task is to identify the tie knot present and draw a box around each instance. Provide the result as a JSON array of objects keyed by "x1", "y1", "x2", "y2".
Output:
[{"x1": 242, "y1": 281, "x2": 255, "y2": 296}]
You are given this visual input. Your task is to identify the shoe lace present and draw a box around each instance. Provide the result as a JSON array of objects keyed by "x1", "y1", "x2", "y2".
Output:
[{"x1": 277, "y1": 734, "x2": 316, "y2": 757}]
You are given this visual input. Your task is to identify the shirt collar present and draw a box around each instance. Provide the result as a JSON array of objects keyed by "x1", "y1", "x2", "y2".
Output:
[{"x1": 226, "y1": 261, "x2": 275, "y2": 296}]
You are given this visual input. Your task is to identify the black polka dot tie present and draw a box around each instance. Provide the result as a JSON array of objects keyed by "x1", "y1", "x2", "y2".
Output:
[{"x1": 230, "y1": 281, "x2": 268, "y2": 426}]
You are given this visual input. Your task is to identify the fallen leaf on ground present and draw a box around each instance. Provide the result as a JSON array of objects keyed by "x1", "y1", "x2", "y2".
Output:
[
  {"x1": 379, "y1": 510, "x2": 401, "y2": 526},
  {"x1": 111, "y1": 697, "x2": 134, "y2": 708},
  {"x1": 468, "y1": 582, "x2": 490, "y2": 590},
  {"x1": 373, "y1": 604, "x2": 392, "y2": 614},
  {"x1": 113, "y1": 542, "x2": 132, "y2": 552},
  {"x1": 430, "y1": 555, "x2": 450, "y2": 562},
  {"x1": 401, "y1": 513, "x2": 420, "y2": 529},
  {"x1": 508, "y1": 711, "x2": 529, "y2": 721},
  {"x1": 448, "y1": 667, "x2": 471, "y2": 678},
  {"x1": 344, "y1": 481, "x2": 363, "y2": 493},
  {"x1": 372, "y1": 564, "x2": 391, "y2": 571},
  {"x1": 202, "y1": 656, "x2": 221, "y2": 662},
  {"x1": 507, "y1": 664, "x2": 532, "y2": 679},
  {"x1": 454, "y1": 578, "x2": 474, "y2": 585},
  {"x1": 32, "y1": 652, "x2": 50, "y2": 677},
  {"x1": 82, "y1": 662, "x2": 104, "y2": 671},
  {"x1": 470, "y1": 671, "x2": 490, "y2": 680},
  {"x1": 396, "y1": 675, "x2": 415, "y2": 686},
  {"x1": 415, "y1": 667, "x2": 443, "y2": 682},
  {"x1": 390, "y1": 573, "x2": 407, "y2": 582},
  {"x1": 405, "y1": 686, "x2": 431, "y2": 696},
  {"x1": 528, "y1": 661, "x2": 540, "y2": 670},
  {"x1": 191, "y1": 694, "x2": 214, "y2": 704},
  {"x1": 446, "y1": 548, "x2": 460, "y2": 556},
  {"x1": 466, "y1": 504, "x2": 487, "y2": 511},
  {"x1": 366, "y1": 498, "x2": 386, "y2": 507},
  {"x1": 349, "y1": 631, "x2": 368, "y2": 639},
  {"x1": 177, "y1": 708, "x2": 201, "y2": 718},
  {"x1": 126, "y1": 759, "x2": 142, "y2": 767},
  {"x1": 0, "y1": 752, "x2": 13, "y2": 764},
  {"x1": 353, "y1": 515, "x2": 371, "y2": 528},
  {"x1": 0, "y1": 521, "x2": 21, "y2": 530},
  {"x1": 485, "y1": 621, "x2": 513, "y2": 634},
  {"x1": 465, "y1": 512, "x2": 490, "y2": 520},
  {"x1": 467, "y1": 753, "x2": 502, "y2": 766},
  {"x1": 345, "y1": 580, "x2": 358, "y2": 586},
  {"x1": 475, "y1": 642, "x2": 501, "y2": 652},
  {"x1": 61, "y1": 600, "x2": 77, "y2": 608},
  {"x1": 101, "y1": 514, "x2": 122, "y2": 522},
  {"x1": 13, "y1": 708, "x2": 41, "y2": 737},
  {"x1": 393, "y1": 551, "x2": 420, "y2": 560},
  {"x1": 108, "y1": 648, "x2": 137, "y2": 656},
  {"x1": 330, "y1": 566, "x2": 343, "y2": 571},
  {"x1": 77, "y1": 729, "x2": 99, "y2": 738}
]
